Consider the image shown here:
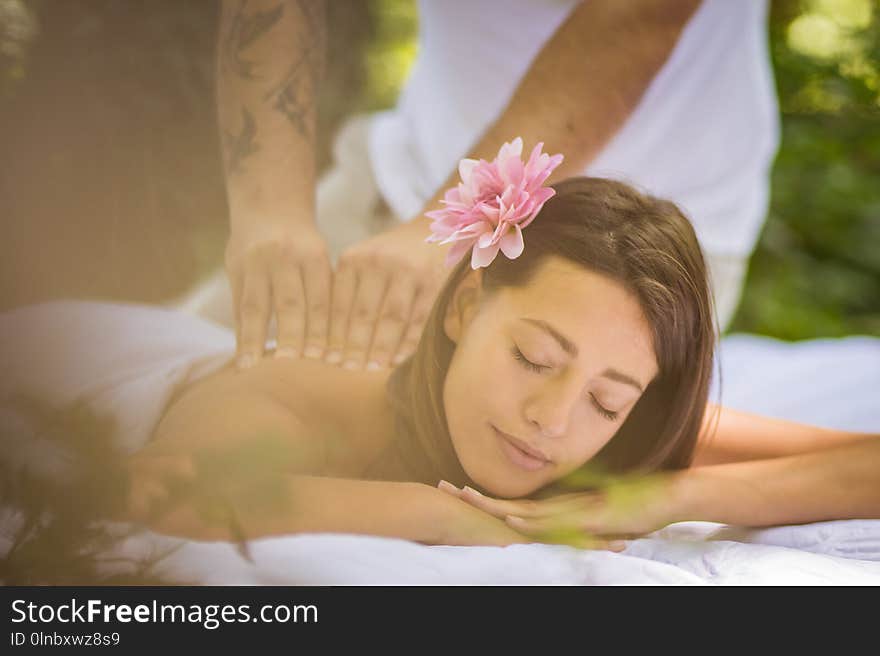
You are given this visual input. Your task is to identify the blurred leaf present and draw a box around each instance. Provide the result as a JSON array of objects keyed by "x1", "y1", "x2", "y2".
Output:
[{"x1": 730, "y1": 0, "x2": 880, "y2": 340}]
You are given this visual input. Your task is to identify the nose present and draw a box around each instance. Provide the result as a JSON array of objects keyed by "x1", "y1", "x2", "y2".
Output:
[{"x1": 524, "y1": 375, "x2": 581, "y2": 439}]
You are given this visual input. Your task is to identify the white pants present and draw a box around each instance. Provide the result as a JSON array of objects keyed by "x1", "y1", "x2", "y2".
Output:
[{"x1": 172, "y1": 114, "x2": 748, "y2": 333}]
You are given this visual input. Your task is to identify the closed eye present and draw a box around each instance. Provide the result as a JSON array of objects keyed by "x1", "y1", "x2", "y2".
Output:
[
  {"x1": 510, "y1": 346, "x2": 621, "y2": 421},
  {"x1": 511, "y1": 344, "x2": 547, "y2": 373}
]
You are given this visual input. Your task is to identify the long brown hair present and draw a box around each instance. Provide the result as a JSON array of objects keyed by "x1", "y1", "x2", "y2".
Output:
[{"x1": 364, "y1": 176, "x2": 719, "y2": 493}]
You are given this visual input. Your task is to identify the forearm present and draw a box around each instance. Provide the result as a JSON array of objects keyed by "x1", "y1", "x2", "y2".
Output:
[
  {"x1": 247, "y1": 476, "x2": 454, "y2": 544},
  {"x1": 673, "y1": 437, "x2": 880, "y2": 527},
  {"x1": 142, "y1": 474, "x2": 454, "y2": 544},
  {"x1": 693, "y1": 403, "x2": 878, "y2": 466},
  {"x1": 217, "y1": 0, "x2": 326, "y2": 228},
  {"x1": 407, "y1": 0, "x2": 702, "y2": 227}
]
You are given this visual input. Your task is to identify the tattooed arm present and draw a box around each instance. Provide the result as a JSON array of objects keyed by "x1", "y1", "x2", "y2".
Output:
[
  {"x1": 217, "y1": 0, "x2": 326, "y2": 229},
  {"x1": 217, "y1": 1, "x2": 335, "y2": 368}
]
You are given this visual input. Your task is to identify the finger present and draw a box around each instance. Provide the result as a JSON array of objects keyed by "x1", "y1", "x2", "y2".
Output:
[
  {"x1": 534, "y1": 491, "x2": 605, "y2": 517},
  {"x1": 341, "y1": 269, "x2": 389, "y2": 370},
  {"x1": 325, "y1": 264, "x2": 357, "y2": 366},
  {"x1": 391, "y1": 285, "x2": 434, "y2": 366},
  {"x1": 271, "y1": 259, "x2": 306, "y2": 358},
  {"x1": 300, "y1": 255, "x2": 333, "y2": 360},
  {"x1": 366, "y1": 275, "x2": 417, "y2": 368},
  {"x1": 437, "y1": 480, "x2": 463, "y2": 497},
  {"x1": 458, "y1": 486, "x2": 541, "y2": 520},
  {"x1": 460, "y1": 485, "x2": 593, "y2": 520},
  {"x1": 236, "y1": 265, "x2": 272, "y2": 368}
]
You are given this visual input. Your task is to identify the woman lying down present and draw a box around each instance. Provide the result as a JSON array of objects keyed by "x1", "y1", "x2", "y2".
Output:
[{"x1": 120, "y1": 145, "x2": 880, "y2": 551}]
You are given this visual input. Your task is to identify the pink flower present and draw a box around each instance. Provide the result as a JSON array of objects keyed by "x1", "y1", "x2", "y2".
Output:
[{"x1": 425, "y1": 137, "x2": 564, "y2": 269}]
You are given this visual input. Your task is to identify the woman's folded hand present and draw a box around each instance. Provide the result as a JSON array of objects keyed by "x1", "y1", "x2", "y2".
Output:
[
  {"x1": 431, "y1": 481, "x2": 619, "y2": 550},
  {"x1": 438, "y1": 472, "x2": 685, "y2": 547}
]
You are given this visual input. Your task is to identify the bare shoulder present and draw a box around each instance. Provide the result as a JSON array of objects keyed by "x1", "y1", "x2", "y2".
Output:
[
  {"x1": 144, "y1": 364, "x2": 322, "y2": 474},
  {"x1": 145, "y1": 353, "x2": 394, "y2": 478}
]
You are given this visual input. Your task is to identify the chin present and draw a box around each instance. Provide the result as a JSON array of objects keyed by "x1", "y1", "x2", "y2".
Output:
[
  {"x1": 451, "y1": 425, "x2": 546, "y2": 499},
  {"x1": 468, "y1": 468, "x2": 543, "y2": 499}
]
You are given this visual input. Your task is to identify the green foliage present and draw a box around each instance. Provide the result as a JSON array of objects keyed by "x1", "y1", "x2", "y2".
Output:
[
  {"x1": 0, "y1": 392, "x2": 190, "y2": 585},
  {"x1": 141, "y1": 430, "x2": 312, "y2": 563},
  {"x1": 361, "y1": 0, "x2": 419, "y2": 112},
  {"x1": 729, "y1": 0, "x2": 880, "y2": 339},
  {"x1": 0, "y1": 390, "x2": 343, "y2": 583},
  {"x1": 0, "y1": 0, "x2": 37, "y2": 96}
]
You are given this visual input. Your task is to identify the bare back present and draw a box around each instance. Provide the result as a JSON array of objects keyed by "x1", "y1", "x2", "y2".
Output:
[{"x1": 135, "y1": 353, "x2": 396, "y2": 480}]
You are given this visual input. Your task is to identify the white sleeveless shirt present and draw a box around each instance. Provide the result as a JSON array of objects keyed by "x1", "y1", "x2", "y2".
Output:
[{"x1": 367, "y1": 0, "x2": 780, "y2": 257}]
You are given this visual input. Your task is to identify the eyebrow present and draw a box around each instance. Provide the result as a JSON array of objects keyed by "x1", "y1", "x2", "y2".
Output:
[{"x1": 518, "y1": 317, "x2": 645, "y2": 392}]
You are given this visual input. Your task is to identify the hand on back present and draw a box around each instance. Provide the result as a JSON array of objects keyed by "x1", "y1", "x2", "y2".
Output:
[{"x1": 226, "y1": 217, "x2": 448, "y2": 371}]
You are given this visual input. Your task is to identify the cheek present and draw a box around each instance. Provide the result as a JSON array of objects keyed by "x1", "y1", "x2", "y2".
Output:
[
  {"x1": 442, "y1": 341, "x2": 491, "y2": 452},
  {"x1": 450, "y1": 333, "x2": 517, "y2": 414},
  {"x1": 442, "y1": 341, "x2": 521, "y2": 479},
  {"x1": 565, "y1": 423, "x2": 620, "y2": 467}
]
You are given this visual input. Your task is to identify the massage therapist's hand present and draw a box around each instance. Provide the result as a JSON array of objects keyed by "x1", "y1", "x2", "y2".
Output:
[
  {"x1": 225, "y1": 221, "x2": 333, "y2": 369},
  {"x1": 438, "y1": 473, "x2": 682, "y2": 544},
  {"x1": 326, "y1": 217, "x2": 449, "y2": 370}
]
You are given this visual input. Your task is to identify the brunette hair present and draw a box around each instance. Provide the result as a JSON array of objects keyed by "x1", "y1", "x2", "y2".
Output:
[{"x1": 364, "y1": 176, "x2": 719, "y2": 493}]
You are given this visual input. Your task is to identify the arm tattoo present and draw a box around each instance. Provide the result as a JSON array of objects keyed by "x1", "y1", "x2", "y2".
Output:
[
  {"x1": 223, "y1": 108, "x2": 259, "y2": 175},
  {"x1": 265, "y1": 56, "x2": 312, "y2": 139},
  {"x1": 223, "y1": 0, "x2": 285, "y2": 80},
  {"x1": 263, "y1": 0, "x2": 326, "y2": 141},
  {"x1": 219, "y1": 0, "x2": 324, "y2": 169}
]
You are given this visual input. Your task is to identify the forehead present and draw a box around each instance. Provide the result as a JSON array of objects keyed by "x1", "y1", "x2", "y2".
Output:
[{"x1": 499, "y1": 257, "x2": 658, "y2": 376}]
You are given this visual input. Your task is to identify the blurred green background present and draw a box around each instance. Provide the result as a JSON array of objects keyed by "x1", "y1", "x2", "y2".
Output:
[{"x1": 0, "y1": 0, "x2": 877, "y2": 339}]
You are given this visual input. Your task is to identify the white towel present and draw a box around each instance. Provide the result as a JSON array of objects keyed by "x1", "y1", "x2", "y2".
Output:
[{"x1": 0, "y1": 300, "x2": 234, "y2": 454}]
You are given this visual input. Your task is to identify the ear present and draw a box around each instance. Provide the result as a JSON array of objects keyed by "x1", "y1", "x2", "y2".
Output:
[{"x1": 443, "y1": 268, "x2": 483, "y2": 344}]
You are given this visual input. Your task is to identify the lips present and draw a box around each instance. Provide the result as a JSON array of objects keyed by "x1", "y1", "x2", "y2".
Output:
[{"x1": 492, "y1": 425, "x2": 551, "y2": 463}]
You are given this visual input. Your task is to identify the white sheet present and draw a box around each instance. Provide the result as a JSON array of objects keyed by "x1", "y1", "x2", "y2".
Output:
[{"x1": 2, "y1": 300, "x2": 879, "y2": 585}]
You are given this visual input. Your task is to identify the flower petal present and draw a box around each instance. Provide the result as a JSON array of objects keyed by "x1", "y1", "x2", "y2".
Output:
[
  {"x1": 471, "y1": 240, "x2": 501, "y2": 269},
  {"x1": 445, "y1": 238, "x2": 477, "y2": 268},
  {"x1": 501, "y1": 152, "x2": 524, "y2": 187},
  {"x1": 499, "y1": 224, "x2": 525, "y2": 259},
  {"x1": 477, "y1": 228, "x2": 497, "y2": 248},
  {"x1": 458, "y1": 158, "x2": 478, "y2": 184},
  {"x1": 497, "y1": 137, "x2": 523, "y2": 168},
  {"x1": 427, "y1": 139, "x2": 563, "y2": 268}
]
